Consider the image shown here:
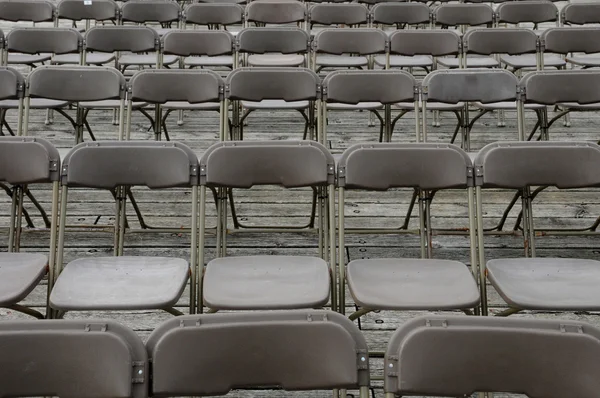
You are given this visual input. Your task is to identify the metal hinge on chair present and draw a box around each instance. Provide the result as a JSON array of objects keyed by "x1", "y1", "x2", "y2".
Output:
[
  {"x1": 84, "y1": 323, "x2": 108, "y2": 332},
  {"x1": 466, "y1": 165, "x2": 474, "y2": 187},
  {"x1": 190, "y1": 164, "x2": 198, "y2": 177},
  {"x1": 560, "y1": 324, "x2": 584, "y2": 334},
  {"x1": 356, "y1": 349, "x2": 369, "y2": 370},
  {"x1": 132, "y1": 361, "x2": 146, "y2": 384},
  {"x1": 386, "y1": 354, "x2": 399, "y2": 377},
  {"x1": 49, "y1": 160, "x2": 59, "y2": 172},
  {"x1": 474, "y1": 165, "x2": 484, "y2": 187}
]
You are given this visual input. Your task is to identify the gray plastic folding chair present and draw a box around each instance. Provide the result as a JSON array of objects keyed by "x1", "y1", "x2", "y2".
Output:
[
  {"x1": 50, "y1": 141, "x2": 198, "y2": 315},
  {"x1": 321, "y1": 70, "x2": 418, "y2": 143},
  {"x1": 562, "y1": 2, "x2": 600, "y2": 27},
  {"x1": 0, "y1": 0, "x2": 55, "y2": 66},
  {"x1": 0, "y1": 137, "x2": 59, "y2": 319},
  {"x1": 337, "y1": 143, "x2": 480, "y2": 317},
  {"x1": 121, "y1": 0, "x2": 182, "y2": 37},
  {"x1": 182, "y1": 4, "x2": 242, "y2": 68},
  {"x1": 127, "y1": 69, "x2": 225, "y2": 141},
  {"x1": 226, "y1": 67, "x2": 321, "y2": 141},
  {"x1": 147, "y1": 311, "x2": 369, "y2": 397},
  {"x1": 385, "y1": 315, "x2": 600, "y2": 398},
  {"x1": 421, "y1": 69, "x2": 519, "y2": 150},
  {"x1": 0, "y1": 320, "x2": 148, "y2": 398},
  {"x1": 308, "y1": 3, "x2": 369, "y2": 31},
  {"x1": 245, "y1": 0, "x2": 306, "y2": 29},
  {"x1": 237, "y1": 27, "x2": 310, "y2": 68},
  {"x1": 496, "y1": 1, "x2": 564, "y2": 71},
  {"x1": 475, "y1": 141, "x2": 600, "y2": 316},
  {"x1": 0, "y1": 67, "x2": 24, "y2": 136},
  {"x1": 198, "y1": 141, "x2": 335, "y2": 311},
  {"x1": 53, "y1": 0, "x2": 119, "y2": 65}
]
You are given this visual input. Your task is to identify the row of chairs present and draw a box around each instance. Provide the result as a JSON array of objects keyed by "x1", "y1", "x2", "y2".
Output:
[
  {"x1": 3, "y1": 311, "x2": 600, "y2": 397},
  {"x1": 4, "y1": 137, "x2": 600, "y2": 321}
]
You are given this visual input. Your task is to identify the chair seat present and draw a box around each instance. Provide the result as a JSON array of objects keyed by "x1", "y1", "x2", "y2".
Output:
[
  {"x1": 7, "y1": 53, "x2": 51, "y2": 65},
  {"x1": 79, "y1": 100, "x2": 147, "y2": 109},
  {"x1": 347, "y1": 258, "x2": 479, "y2": 310},
  {"x1": 437, "y1": 56, "x2": 499, "y2": 68},
  {"x1": 184, "y1": 55, "x2": 234, "y2": 67},
  {"x1": 248, "y1": 54, "x2": 305, "y2": 67},
  {"x1": 50, "y1": 256, "x2": 189, "y2": 311},
  {"x1": 394, "y1": 101, "x2": 464, "y2": 110},
  {"x1": 0, "y1": 253, "x2": 47, "y2": 305},
  {"x1": 53, "y1": 52, "x2": 115, "y2": 65},
  {"x1": 487, "y1": 257, "x2": 600, "y2": 311},
  {"x1": 374, "y1": 55, "x2": 433, "y2": 68},
  {"x1": 0, "y1": 99, "x2": 69, "y2": 109},
  {"x1": 327, "y1": 102, "x2": 383, "y2": 110},
  {"x1": 473, "y1": 101, "x2": 546, "y2": 110},
  {"x1": 317, "y1": 55, "x2": 368, "y2": 68},
  {"x1": 501, "y1": 54, "x2": 565, "y2": 69},
  {"x1": 241, "y1": 99, "x2": 310, "y2": 110},
  {"x1": 203, "y1": 255, "x2": 330, "y2": 310},
  {"x1": 557, "y1": 102, "x2": 600, "y2": 110},
  {"x1": 567, "y1": 55, "x2": 600, "y2": 67},
  {"x1": 119, "y1": 53, "x2": 178, "y2": 66},
  {"x1": 162, "y1": 101, "x2": 221, "y2": 110}
]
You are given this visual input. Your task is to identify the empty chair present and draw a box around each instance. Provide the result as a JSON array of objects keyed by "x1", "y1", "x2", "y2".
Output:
[
  {"x1": 475, "y1": 141, "x2": 600, "y2": 315},
  {"x1": 121, "y1": 0, "x2": 182, "y2": 37},
  {"x1": 127, "y1": 69, "x2": 225, "y2": 141},
  {"x1": 371, "y1": 3, "x2": 431, "y2": 40},
  {"x1": 0, "y1": 67, "x2": 24, "y2": 136},
  {"x1": 245, "y1": 0, "x2": 306, "y2": 28},
  {"x1": 226, "y1": 67, "x2": 321, "y2": 140},
  {"x1": 312, "y1": 28, "x2": 387, "y2": 72},
  {"x1": 198, "y1": 141, "x2": 334, "y2": 311},
  {"x1": 308, "y1": 3, "x2": 369, "y2": 30},
  {"x1": 50, "y1": 141, "x2": 198, "y2": 315},
  {"x1": 421, "y1": 69, "x2": 520, "y2": 149},
  {"x1": 562, "y1": 2, "x2": 600, "y2": 26},
  {"x1": 384, "y1": 315, "x2": 600, "y2": 398},
  {"x1": 0, "y1": 320, "x2": 147, "y2": 397},
  {"x1": 237, "y1": 27, "x2": 310, "y2": 67},
  {"x1": 543, "y1": 27, "x2": 600, "y2": 70},
  {"x1": 321, "y1": 70, "x2": 418, "y2": 143},
  {"x1": 5, "y1": 27, "x2": 83, "y2": 66},
  {"x1": 337, "y1": 143, "x2": 480, "y2": 316},
  {"x1": 147, "y1": 311, "x2": 369, "y2": 397},
  {"x1": 0, "y1": 0, "x2": 55, "y2": 66},
  {"x1": 0, "y1": 137, "x2": 59, "y2": 319}
]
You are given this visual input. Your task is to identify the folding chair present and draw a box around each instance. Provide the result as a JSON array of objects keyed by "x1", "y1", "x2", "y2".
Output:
[
  {"x1": 147, "y1": 311, "x2": 370, "y2": 398},
  {"x1": 421, "y1": 69, "x2": 519, "y2": 150},
  {"x1": 182, "y1": 3, "x2": 243, "y2": 69},
  {"x1": 384, "y1": 315, "x2": 600, "y2": 398},
  {"x1": 127, "y1": 69, "x2": 225, "y2": 141},
  {"x1": 475, "y1": 141, "x2": 600, "y2": 316},
  {"x1": 560, "y1": 5, "x2": 600, "y2": 69},
  {"x1": 50, "y1": 141, "x2": 198, "y2": 315},
  {"x1": 321, "y1": 70, "x2": 418, "y2": 143},
  {"x1": 53, "y1": 0, "x2": 119, "y2": 65},
  {"x1": 237, "y1": 27, "x2": 310, "y2": 67},
  {"x1": 226, "y1": 67, "x2": 321, "y2": 141},
  {"x1": 309, "y1": 3, "x2": 370, "y2": 31},
  {"x1": 198, "y1": 141, "x2": 335, "y2": 311},
  {"x1": 0, "y1": 320, "x2": 148, "y2": 398},
  {"x1": 0, "y1": 0, "x2": 55, "y2": 66},
  {"x1": 0, "y1": 137, "x2": 59, "y2": 319},
  {"x1": 338, "y1": 143, "x2": 480, "y2": 318},
  {"x1": 245, "y1": 0, "x2": 306, "y2": 29},
  {"x1": 121, "y1": 0, "x2": 182, "y2": 37}
]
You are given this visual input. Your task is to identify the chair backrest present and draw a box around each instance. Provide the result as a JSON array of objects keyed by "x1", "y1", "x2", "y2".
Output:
[
  {"x1": 388, "y1": 29, "x2": 460, "y2": 57},
  {"x1": 62, "y1": 141, "x2": 198, "y2": 189},
  {"x1": 129, "y1": 69, "x2": 224, "y2": 104},
  {"x1": 237, "y1": 27, "x2": 310, "y2": 55},
  {"x1": 121, "y1": 0, "x2": 181, "y2": 24},
  {"x1": 338, "y1": 143, "x2": 472, "y2": 191},
  {"x1": 184, "y1": 3, "x2": 244, "y2": 26},
  {"x1": 308, "y1": 3, "x2": 369, "y2": 26},
  {"x1": 519, "y1": 70, "x2": 600, "y2": 105},
  {"x1": 0, "y1": 67, "x2": 22, "y2": 101},
  {"x1": 371, "y1": 3, "x2": 431, "y2": 26},
  {"x1": 226, "y1": 67, "x2": 320, "y2": 102},
  {"x1": 200, "y1": 141, "x2": 334, "y2": 188},
  {"x1": 27, "y1": 66, "x2": 125, "y2": 102},
  {"x1": 385, "y1": 315, "x2": 600, "y2": 398},
  {"x1": 85, "y1": 26, "x2": 160, "y2": 53},
  {"x1": 463, "y1": 28, "x2": 538, "y2": 56},
  {"x1": 245, "y1": 0, "x2": 306, "y2": 24},
  {"x1": 0, "y1": 0, "x2": 55, "y2": 22},
  {"x1": 0, "y1": 136, "x2": 59, "y2": 185},
  {"x1": 434, "y1": 3, "x2": 494, "y2": 27},
  {"x1": 422, "y1": 69, "x2": 518, "y2": 104},
  {"x1": 162, "y1": 30, "x2": 234, "y2": 57},
  {"x1": 323, "y1": 70, "x2": 417, "y2": 105},
  {"x1": 6, "y1": 27, "x2": 82, "y2": 56},
  {"x1": 496, "y1": 0, "x2": 558, "y2": 25},
  {"x1": 146, "y1": 310, "x2": 369, "y2": 396},
  {"x1": 313, "y1": 28, "x2": 387, "y2": 56},
  {"x1": 542, "y1": 27, "x2": 600, "y2": 55},
  {"x1": 562, "y1": 2, "x2": 600, "y2": 25},
  {"x1": 57, "y1": 0, "x2": 119, "y2": 22},
  {"x1": 474, "y1": 141, "x2": 600, "y2": 189},
  {"x1": 0, "y1": 320, "x2": 147, "y2": 398}
]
